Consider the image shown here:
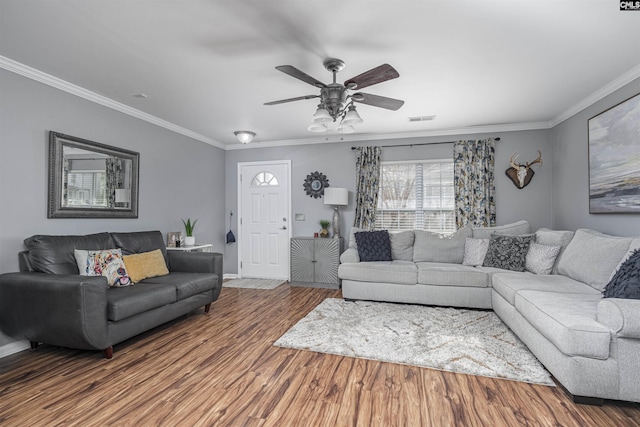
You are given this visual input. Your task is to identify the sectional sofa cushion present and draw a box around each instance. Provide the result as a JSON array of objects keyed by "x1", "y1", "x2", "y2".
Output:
[
  {"x1": 492, "y1": 272, "x2": 600, "y2": 305},
  {"x1": 413, "y1": 227, "x2": 471, "y2": 263},
  {"x1": 471, "y1": 220, "x2": 530, "y2": 239},
  {"x1": 417, "y1": 262, "x2": 489, "y2": 288},
  {"x1": 338, "y1": 261, "x2": 417, "y2": 285},
  {"x1": 515, "y1": 290, "x2": 611, "y2": 359},
  {"x1": 557, "y1": 229, "x2": 632, "y2": 291},
  {"x1": 355, "y1": 230, "x2": 393, "y2": 262},
  {"x1": 603, "y1": 249, "x2": 640, "y2": 299},
  {"x1": 483, "y1": 234, "x2": 535, "y2": 272}
]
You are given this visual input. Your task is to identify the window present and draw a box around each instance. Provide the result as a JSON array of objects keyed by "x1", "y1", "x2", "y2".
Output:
[
  {"x1": 375, "y1": 160, "x2": 455, "y2": 233},
  {"x1": 251, "y1": 172, "x2": 278, "y2": 187}
]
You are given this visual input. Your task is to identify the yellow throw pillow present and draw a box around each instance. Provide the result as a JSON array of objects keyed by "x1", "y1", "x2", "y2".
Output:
[{"x1": 123, "y1": 249, "x2": 169, "y2": 283}]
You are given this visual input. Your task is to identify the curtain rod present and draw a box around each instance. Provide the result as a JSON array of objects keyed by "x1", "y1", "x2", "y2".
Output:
[{"x1": 350, "y1": 137, "x2": 500, "y2": 150}]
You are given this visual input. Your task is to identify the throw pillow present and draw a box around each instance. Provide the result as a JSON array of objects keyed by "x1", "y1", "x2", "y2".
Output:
[
  {"x1": 603, "y1": 249, "x2": 640, "y2": 299},
  {"x1": 122, "y1": 249, "x2": 170, "y2": 283},
  {"x1": 526, "y1": 242, "x2": 561, "y2": 275},
  {"x1": 86, "y1": 249, "x2": 131, "y2": 287},
  {"x1": 74, "y1": 249, "x2": 91, "y2": 275},
  {"x1": 389, "y1": 230, "x2": 415, "y2": 261},
  {"x1": 483, "y1": 234, "x2": 535, "y2": 272},
  {"x1": 354, "y1": 230, "x2": 393, "y2": 262},
  {"x1": 462, "y1": 238, "x2": 489, "y2": 266}
]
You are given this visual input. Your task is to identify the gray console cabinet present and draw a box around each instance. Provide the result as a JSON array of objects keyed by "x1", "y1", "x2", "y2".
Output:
[{"x1": 290, "y1": 237, "x2": 341, "y2": 288}]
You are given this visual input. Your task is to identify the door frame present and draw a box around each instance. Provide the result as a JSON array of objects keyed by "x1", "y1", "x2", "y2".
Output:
[{"x1": 237, "y1": 160, "x2": 292, "y2": 279}]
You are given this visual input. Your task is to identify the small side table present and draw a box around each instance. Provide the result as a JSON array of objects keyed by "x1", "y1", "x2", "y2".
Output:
[{"x1": 166, "y1": 244, "x2": 213, "y2": 253}]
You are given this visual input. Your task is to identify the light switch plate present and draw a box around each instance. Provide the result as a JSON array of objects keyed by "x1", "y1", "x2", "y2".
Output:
[{"x1": 295, "y1": 214, "x2": 305, "y2": 221}]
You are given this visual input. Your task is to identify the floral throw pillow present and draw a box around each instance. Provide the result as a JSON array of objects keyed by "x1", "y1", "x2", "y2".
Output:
[
  {"x1": 86, "y1": 249, "x2": 132, "y2": 287},
  {"x1": 483, "y1": 234, "x2": 535, "y2": 272}
]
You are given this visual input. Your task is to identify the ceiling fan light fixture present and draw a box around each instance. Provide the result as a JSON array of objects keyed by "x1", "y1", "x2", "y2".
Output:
[
  {"x1": 337, "y1": 123, "x2": 355, "y2": 134},
  {"x1": 307, "y1": 122, "x2": 328, "y2": 133},
  {"x1": 342, "y1": 104, "x2": 363, "y2": 125},
  {"x1": 234, "y1": 130, "x2": 256, "y2": 144},
  {"x1": 312, "y1": 106, "x2": 332, "y2": 124}
]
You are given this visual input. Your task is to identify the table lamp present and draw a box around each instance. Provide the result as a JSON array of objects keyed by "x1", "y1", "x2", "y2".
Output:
[{"x1": 323, "y1": 188, "x2": 349, "y2": 239}]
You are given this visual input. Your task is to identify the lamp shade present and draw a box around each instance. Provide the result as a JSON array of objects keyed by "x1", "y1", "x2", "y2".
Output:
[
  {"x1": 324, "y1": 187, "x2": 348, "y2": 206},
  {"x1": 115, "y1": 189, "x2": 130, "y2": 203}
]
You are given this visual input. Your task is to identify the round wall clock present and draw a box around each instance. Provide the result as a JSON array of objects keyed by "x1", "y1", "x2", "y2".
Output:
[{"x1": 303, "y1": 171, "x2": 329, "y2": 198}]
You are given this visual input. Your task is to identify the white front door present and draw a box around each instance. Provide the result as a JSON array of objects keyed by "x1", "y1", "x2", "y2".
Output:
[{"x1": 238, "y1": 161, "x2": 291, "y2": 279}]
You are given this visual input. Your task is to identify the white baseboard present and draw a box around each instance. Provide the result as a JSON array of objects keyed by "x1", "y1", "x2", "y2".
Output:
[
  {"x1": 0, "y1": 340, "x2": 30, "y2": 358},
  {"x1": 223, "y1": 273, "x2": 238, "y2": 279}
]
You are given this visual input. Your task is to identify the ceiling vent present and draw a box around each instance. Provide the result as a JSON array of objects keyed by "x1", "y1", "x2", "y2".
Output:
[{"x1": 408, "y1": 115, "x2": 436, "y2": 122}]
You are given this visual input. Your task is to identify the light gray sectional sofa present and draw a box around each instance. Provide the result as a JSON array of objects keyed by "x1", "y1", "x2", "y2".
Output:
[{"x1": 338, "y1": 221, "x2": 640, "y2": 405}]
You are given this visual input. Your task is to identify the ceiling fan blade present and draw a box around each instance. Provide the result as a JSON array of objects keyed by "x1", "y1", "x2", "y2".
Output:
[
  {"x1": 264, "y1": 95, "x2": 319, "y2": 105},
  {"x1": 344, "y1": 64, "x2": 399, "y2": 90},
  {"x1": 275, "y1": 65, "x2": 326, "y2": 88},
  {"x1": 353, "y1": 93, "x2": 404, "y2": 111}
]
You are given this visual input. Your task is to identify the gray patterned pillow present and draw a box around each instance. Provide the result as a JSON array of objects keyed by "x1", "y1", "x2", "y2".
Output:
[
  {"x1": 526, "y1": 242, "x2": 561, "y2": 275},
  {"x1": 483, "y1": 234, "x2": 535, "y2": 272},
  {"x1": 354, "y1": 230, "x2": 393, "y2": 262},
  {"x1": 462, "y1": 238, "x2": 489, "y2": 266}
]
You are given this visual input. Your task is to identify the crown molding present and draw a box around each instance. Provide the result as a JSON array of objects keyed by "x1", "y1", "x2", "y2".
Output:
[
  {"x1": 0, "y1": 56, "x2": 225, "y2": 150},
  {"x1": 225, "y1": 121, "x2": 553, "y2": 150},
  {"x1": 550, "y1": 64, "x2": 640, "y2": 127}
]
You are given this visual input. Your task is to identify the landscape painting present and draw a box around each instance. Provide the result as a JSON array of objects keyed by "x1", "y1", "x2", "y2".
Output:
[{"x1": 588, "y1": 93, "x2": 640, "y2": 213}]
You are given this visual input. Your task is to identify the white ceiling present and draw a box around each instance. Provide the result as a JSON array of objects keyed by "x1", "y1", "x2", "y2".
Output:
[{"x1": 1, "y1": 1, "x2": 639, "y2": 149}]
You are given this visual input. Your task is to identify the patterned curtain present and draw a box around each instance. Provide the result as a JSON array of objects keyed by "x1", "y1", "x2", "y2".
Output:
[
  {"x1": 453, "y1": 138, "x2": 496, "y2": 229},
  {"x1": 105, "y1": 157, "x2": 123, "y2": 208},
  {"x1": 353, "y1": 146, "x2": 382, "y2": 230}
]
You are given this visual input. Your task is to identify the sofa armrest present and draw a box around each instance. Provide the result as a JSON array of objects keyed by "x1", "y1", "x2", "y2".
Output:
[
  {"x1": 597, "y1": 298, "x2": 640, "y2": 339},
  {"x1": 0, "y1": 272, "x2": 110, "y2": 350},
  {"x1": 168, "y1": 251, "x2": 223, "y2": 284},
  {"x1": 340, "y1": 248, "x2": 360, "y2": 264}
]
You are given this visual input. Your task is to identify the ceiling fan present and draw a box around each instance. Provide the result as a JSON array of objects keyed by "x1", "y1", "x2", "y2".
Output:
[{"x1": 264, "y1": 58, "x2": 404, "y2": 133}]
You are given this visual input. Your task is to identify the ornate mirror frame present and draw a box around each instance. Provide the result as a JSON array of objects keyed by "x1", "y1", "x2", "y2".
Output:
[
  {"x1": 303, "y1": 171, "x2": 330, "y2": 199},
  {"x1": 48, "y1": 131, "x2": 140, "y2": 218}
]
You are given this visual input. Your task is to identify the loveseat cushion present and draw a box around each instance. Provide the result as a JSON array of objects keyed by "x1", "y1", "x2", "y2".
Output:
[
  {"x1": 390, "y1": 231, "x2": 415, "y2": 261},
  {"x1": 492, "y1": 272, "x2": 599, "y2": 305},
  {"x1": 24, "y1": 233, "x2": 115, "y2": 275},
  {"x1": 143, "y1": 272, "x2": 217, "y2": 300},
  {"x1": 107, "y1": 283, "x2": 177, "y2": 321},
  {"x1": 515, "y1": 290, "x2": 610, "y2": 359},
  {"x1": 111, "y1": 231, "x2": 169, "y2": 266},
  {"x1": 556, "y1": 229, "x2": 631, "y2": 292},
  {"x1": 416, "y1": 262, "x2": 489, "y2": 288},
  {"x1": 413, "y1": 227, "x2": 471, "y2": 263},
  {"x1": 338, "y1": 261, "x2": 417, "y2": 285}
]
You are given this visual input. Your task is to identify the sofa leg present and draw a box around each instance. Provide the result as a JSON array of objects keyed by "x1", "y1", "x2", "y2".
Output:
[
  {"x1": 102, "y1": 347, "x2": 113, "y2": 359},
  {"x1": 30, "y1": 341, "x2": 39, "y2": 350},
  {"x1": 571, "y1": 394, "x2": 604, "y2": 406},
  {"x1": 204, "y1": 303, "x2": 211, "y2": 313}
]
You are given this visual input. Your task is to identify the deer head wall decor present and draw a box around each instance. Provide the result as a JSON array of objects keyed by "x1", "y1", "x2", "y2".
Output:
[{"x1": 506, "y1": 150, "x2": 542, "y2": 189}]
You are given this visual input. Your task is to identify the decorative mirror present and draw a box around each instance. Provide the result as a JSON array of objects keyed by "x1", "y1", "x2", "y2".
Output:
[
  {"x1": 48, "y1": 131, "x2": 140, "y2": 218},
  {"x1": 303, "y1": 171, "x2": 329, "y2": 198}
]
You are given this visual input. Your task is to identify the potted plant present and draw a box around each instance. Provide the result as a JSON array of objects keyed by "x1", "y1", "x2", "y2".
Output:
[
  {"x1": 182, "y1": 218, "x2": 198, "y2": 246},
  {"x1": 319, "y1": 219, "x2": 331, "y2": 238}
]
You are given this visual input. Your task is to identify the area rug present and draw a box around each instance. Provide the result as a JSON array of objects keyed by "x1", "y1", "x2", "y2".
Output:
[
  {"x1": 223, "y1": 278, "x2": 287, "y2": 289},
  {"x1": 274, "y1": 298, "x2": 555, "y2": 386}
]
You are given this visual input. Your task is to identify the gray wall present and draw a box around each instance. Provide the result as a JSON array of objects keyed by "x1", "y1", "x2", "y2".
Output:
[
  {"x1": 224, "y1": 129, "x2": 554, "y2": 274},
  {"x1": 0, "y1": 69, "x2": 226, "y2": 347},
  {"x1": 551, "y1": 77, "x2": 640, "y2": 236}
]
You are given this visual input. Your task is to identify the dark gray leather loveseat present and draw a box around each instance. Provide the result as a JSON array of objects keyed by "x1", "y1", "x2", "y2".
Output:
[{"x1": 0, "y1": 230, "x2": 222, "y2": 359}]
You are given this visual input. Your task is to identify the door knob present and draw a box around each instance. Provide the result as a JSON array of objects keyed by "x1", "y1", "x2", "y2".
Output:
[{"x1": 280, "y1": 226, "x2": 287, "y2": 230}]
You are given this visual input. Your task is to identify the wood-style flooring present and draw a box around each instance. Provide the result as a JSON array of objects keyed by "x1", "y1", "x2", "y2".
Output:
[{"x1": 1, "y1": 285, "x2": 639, "y2": 426}]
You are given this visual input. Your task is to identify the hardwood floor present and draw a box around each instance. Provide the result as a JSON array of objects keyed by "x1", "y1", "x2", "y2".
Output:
[{"x1": 1, "y1": 285, "x2": 639, "y2": 426}]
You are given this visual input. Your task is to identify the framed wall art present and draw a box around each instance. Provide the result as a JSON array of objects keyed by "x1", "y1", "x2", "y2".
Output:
[{"x1": 588, "y1": 92, "x2": 640, "y2": 213}]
